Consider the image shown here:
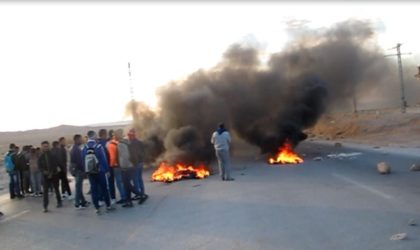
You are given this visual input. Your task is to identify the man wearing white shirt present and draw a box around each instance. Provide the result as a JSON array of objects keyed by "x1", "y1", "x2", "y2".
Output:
[{"x1": 211, "y1": 123, "x2": 234, "y2": 181}]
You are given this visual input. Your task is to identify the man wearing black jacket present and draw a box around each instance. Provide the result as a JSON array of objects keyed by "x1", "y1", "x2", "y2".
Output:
[
  {"x1": 52, "y1": 139, "x2": 72, "y2": 199},
  {"x1": 38, "y1": 141, "x2": 62, "y2": 212}
]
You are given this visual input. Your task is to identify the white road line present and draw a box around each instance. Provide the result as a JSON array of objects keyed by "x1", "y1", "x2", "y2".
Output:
[
  {"x1": 332, "y1": 173, "x2": 394, "y2": 200},
  {"x1": 0, "y1": 210, "x2": 30, "y2": 224}
]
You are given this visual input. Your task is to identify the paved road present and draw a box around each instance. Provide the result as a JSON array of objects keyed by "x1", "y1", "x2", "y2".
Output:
[{"x1": 1, "y1": 141, "x2": 420, "y2": 250}]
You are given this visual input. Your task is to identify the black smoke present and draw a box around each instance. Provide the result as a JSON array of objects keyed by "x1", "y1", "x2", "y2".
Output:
[{"x1": 129, "y1": 20, "x2": 402, "y2": 164}]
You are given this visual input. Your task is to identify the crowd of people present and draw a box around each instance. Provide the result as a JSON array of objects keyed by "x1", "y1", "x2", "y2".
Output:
[{"x1": 2, "y1": 128, "x2": 148, "y2": 215}]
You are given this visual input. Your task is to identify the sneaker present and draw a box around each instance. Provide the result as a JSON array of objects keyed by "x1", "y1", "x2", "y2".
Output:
[
  {"x1": 67, "y1": 195, "x2": 74, "y2": 201},
  {"x1": 225, "y1": 177, "x2": 235, "y2": 181},
  {"x1": 95, "y1": 209, "x2": 101, "y2": 215},
  {"x1": 98, "y1": 201, "x2": 105, "y2": 207},
  {"x1": 111, "y1": 199, "x2": 116, "y2": 205},
  {"x1": 82, "y1": 201, "x2": 91, "y2": 207},
  {"x1": 31, "y1": 193, "x2": 37, "y2": 197},
  {"x1": 116, "y1": 199, "x2": 125, "y2": 204},
  {"x1": 62, "y1": 193, "x2": 68, "y2": 199},
  {"x1": 122, "y1": 202, "x2": 133, "y2": 208},
  {"x1": 138, "y1": 194, "x2": 149, "y2": 205},
  {"x1": 43, "y1": 208, "x2": 48, "y2": 213},
  {"x1": 106, "y1": 206, "x2": 116, "y2": 212},
  {"x1": 56, "y1": 203, "x2": 63, "y2": 208},
  {"x1": 133, "y1": 195, "x2": 141, "y2": 200}
]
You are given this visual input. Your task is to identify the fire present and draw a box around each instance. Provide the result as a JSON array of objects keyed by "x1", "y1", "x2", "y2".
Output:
[
  {"x1": 152, "y1": 162, "x2": 210, "y2": 182},
  {"x1": 268, "y1": 141, "x2": 304, "y2": 164}
]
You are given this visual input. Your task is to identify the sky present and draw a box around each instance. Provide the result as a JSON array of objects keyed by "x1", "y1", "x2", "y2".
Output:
[{"x1": 0, "y1": 1, "x2": 420, "y2": 132}]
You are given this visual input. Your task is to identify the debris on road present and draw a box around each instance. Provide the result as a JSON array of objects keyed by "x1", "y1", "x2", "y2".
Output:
[
  {"x1": 327, "y1": 152, "x2": 362, "y2": 160},
  {"x1": 377, "y1": 162, "x2": 391, "y2": 174},
  {"x1": 390, "y1": 233, "x2": 407, "y2": 241},
  {"x1": 408, "y1": 219, "x2": 416, "y2": 226},
  {"x1": 313, "y1": 157, "x2": 323, "y2": 161},
  {"x1": 409, "y1": 164, "x2": 420, "y2": 172},
  {"x1": 334, "y1": 142, "x2": 342, "y2": 148}
]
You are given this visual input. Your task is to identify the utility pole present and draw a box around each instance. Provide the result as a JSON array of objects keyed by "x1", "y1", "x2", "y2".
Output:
[
  {"x1": 385, "y1": 43, "x2": 412, "y2": 113},
  {"x1": 128, "y1": 62, "x2": 140, "y2": 129}
]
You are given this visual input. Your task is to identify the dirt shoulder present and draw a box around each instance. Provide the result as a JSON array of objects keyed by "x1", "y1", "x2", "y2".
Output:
[{"x1": 306, "y1": 107, "x2": 420, "y2": 148}]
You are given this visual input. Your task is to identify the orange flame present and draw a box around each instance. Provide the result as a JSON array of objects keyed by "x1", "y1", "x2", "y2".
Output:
[
  {"x1": 152, "y1": 162, "x2": 210, "y2": 182},
  {"x1": 268, "y1": 141, "x2": 303, "y2": 164}
]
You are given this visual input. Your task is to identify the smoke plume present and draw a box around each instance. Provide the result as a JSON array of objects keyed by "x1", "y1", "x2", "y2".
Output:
[{"x1": 128, "y1": 20, "x2": 413, "y2": 164}]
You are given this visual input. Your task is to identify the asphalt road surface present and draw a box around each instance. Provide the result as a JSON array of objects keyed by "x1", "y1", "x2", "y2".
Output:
[{"x1": 1, "y1": 140, "x2": 420, "y2": 250}]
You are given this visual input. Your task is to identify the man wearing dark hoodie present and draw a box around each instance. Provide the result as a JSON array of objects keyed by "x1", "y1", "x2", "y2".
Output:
[
  {"x1": 70, "y1": 134, "x2": 89, "y2": 209},
  {"x1": 38, "y1": 141, "x2": 62, "y2": 212},
  {"x1": 82, "y1": 131, "x2": 115, "y2": 214},
  {"x1": 211, "y1": 123, "x2": 234, "y2": 181}
]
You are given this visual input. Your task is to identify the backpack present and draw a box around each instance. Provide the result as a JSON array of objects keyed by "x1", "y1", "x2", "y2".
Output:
[
  {"x1": 84, "y1": 144, "x2": 99, "y2": 174},
  {"x1": 4, "y1": 153, "x2": 15, "y2": 172}
]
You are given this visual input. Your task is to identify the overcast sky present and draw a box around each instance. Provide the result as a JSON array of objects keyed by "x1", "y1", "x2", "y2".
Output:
[{"x1": 1, "y1": 1, "x2": 419, "y2": 132}]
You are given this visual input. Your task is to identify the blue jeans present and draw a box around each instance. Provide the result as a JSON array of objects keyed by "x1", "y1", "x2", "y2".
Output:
[
  {"x1": 107, "y1": 167, "x2": 116, "y2": 200},
  {"x1": 135, "y1": 163, "x2": 146, "y2": 196},
  {"x1": 75, "y1": 171, "x2": 87, "y2": 206},
  {"x1": 122, "y1": 168, "x2": 140, "y2": 203},
  {"x1": 30, "y1": 170, "x2": 42, "y2": 194},
  {"x1": 8, "y1": 171, "x2": 21, "y2": 198},
  {"x1": 113, "y1": 167, "x2": 125, "y2": 201},
  {"x1": 88, "y1": 172, "x2": 111, "y2": 209}
]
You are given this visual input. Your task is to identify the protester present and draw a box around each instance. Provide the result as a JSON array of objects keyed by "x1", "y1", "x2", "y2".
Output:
[
  {"x1": 98, "y1": 128, "x2": 113, "y2": 204},
  {"x1": 22, "y1": 146, "x2": 32, "y2": 194},
  {"x1": 29, "y1": 148, "x2": 42, "y2": 197},
  {"x1": 107, "y1": 130, "x2": 126, "y2": 204},
  {"x1": 115, "y1": 129, "x2": 141, "y2": 208},
  {"x1": 38, "y1": 141, "x2": 62, "y2": 212},
  {"x1": 57, "y1": 137, "x2": 72, "y2": 199},
  {"x1": 210, "y1": 123, "x2": 234, "y2": 181},
  {"x1": 4, "y1": 143, "x2": 22, "y2": 199},
  {"x1": 127, "y1": 128, "x2": 148, "y2": 204},
  {"x1": 16, "y1": 146, "x2": 30, "y2": 195},
  {"x1": 82, "y1": 131, "x2": 115, "y2": 214},
  {"x1": 70, "y1": 134, "x2": 89, "y2": 209}
]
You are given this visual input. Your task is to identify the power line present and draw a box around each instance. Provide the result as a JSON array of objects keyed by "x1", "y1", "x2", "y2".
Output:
[{"x1": 384, "y1": 43, "x2": 412, "y2": 113}]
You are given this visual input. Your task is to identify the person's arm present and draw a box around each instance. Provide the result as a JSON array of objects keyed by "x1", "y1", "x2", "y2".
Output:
[{"x1": 210, "y1": 132, "x2": 215, "y2": 144}]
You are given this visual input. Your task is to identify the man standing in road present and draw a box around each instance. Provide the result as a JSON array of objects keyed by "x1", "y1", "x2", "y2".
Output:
[
  {"x1": 211, "y1": 123, "x2": 234, "y2": 181},
  {"x1": 82, "y1": 131, "x2": 115, "y2": 214},
  {"x1": 128, "y1": 128, "x2": 148, "y2": 204},
  {"x1": 58, "y1": 137, "x2": 72, "y2": 200},
  {"x1": 70, "y1": 134, "x2": 89, "y2": 209},
  {"x1": 38, "y1": 141, "x2": 62, "y2": 212}
]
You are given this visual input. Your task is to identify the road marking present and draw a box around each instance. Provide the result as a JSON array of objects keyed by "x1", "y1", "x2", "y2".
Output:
[
  {"x1": 0, "y1": 210, "x2": 30, "y2": 224},
  {"x1": 332, "y1": 173, "x2": 393, "y2": 200}
]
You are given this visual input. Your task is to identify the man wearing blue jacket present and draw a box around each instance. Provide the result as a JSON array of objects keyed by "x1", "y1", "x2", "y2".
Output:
[{"x1": 82, "y1": 131, "x2": 115, "y2": 214}]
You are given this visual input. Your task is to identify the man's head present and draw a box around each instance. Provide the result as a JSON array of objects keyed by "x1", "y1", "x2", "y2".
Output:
[
  {"x1": 9, "y1": 143, "x2": 16, "y2": 151},
  {"x1": 114, "y1": 129, "x2": 124, "y2": 141},
  {"x1": 218, "y1": 123, "x2": 225, "y2": 129},
  {"x1": 14, "y1": 146, "x2": 20, "y2": 153},
  {"x1": 98, "y1": 129, "x2": 107, "y2": 140},
  {"x1": 108, "y1": 129, "x2": 114, "y2": 139},
  {"x1": 52, "y1": 141, "x2": 59, "y2": 149},
  {"x1": 87, "y1": 130, "x2": 97, "y2": 140},
  {"x1": 73, "y1": 134, "x2": 82, "y2": 145},
  {"x1": 59, "y1": 137, "x2": 66, "y2": 146},
  {"x1": 127, "y1": 128, "x2": 136, "y2": 140},
  {"x1": 41, "y1": 141, "x2": 50, "y2": 152}
]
